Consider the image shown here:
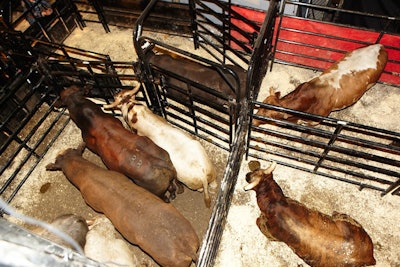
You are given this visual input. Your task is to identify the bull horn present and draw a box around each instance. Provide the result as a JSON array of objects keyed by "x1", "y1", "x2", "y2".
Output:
[
  {"x1": 269, "y1": 87, "x2": 275, "y2": 95},
  {"x1": 244, "y1": 176, "x2": 261, "y2": 191},
  {"x1": 263, "y1": 161, "x2": 277, "y2": 175},
  {"x1": 86, "y1": 219, "x2": 95, "y2": 227},
  {"x1": 129, "y1": 83, "x2": 141, "y2": 97},
  {"x1": 117, "y1": 82, "x2": 140, "y2": 97},
  {"x1": 103, "y1": 100, "x2": 119, "y2": 109},
  {"x1": 244, "y1": 161, "x2": 277, "y2": 191},
  {"x1": 103, "y1": 83, "x2": 141, "y2": 109}
]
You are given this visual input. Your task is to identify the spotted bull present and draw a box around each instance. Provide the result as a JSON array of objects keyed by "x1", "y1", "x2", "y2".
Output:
[
  {"x1": 104, "y1": 84, "x2": 217, "y2": 208},
  {"x1": 253, "y1": 44, "x2": 388, "y2": 126}
]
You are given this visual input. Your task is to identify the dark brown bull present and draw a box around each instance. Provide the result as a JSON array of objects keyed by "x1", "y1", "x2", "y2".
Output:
[
  {"x1": 244, "y1": 161, "x2": 376, "y2": 267},
  {"x1": 254, "y1": 44, "x2": 388, "y2": 126},
  {"x1": 46, "y1": 144, "x2": 199, "y2": 267},
  {"x1": 144, "y1": 51, "x2": 247, "y2": 107},
  {"x1": 59, "y1": 85, "x2": 177, "y2": 202}
]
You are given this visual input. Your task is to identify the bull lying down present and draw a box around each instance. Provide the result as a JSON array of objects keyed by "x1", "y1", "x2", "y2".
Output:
[
  {"x1": 46, "y1": 144, "x2": 199, "y2": 267},
  {"x1": 253, "y1": 44, "x2": 388, "y2": 126},
  {"x1": 144, "y1": 49, "x2": 247, "y2": 108},
  {"x1": 59, "y1": 85, "x2": 178, "y2": 202},
  {"x1": 104, "y1": 84, "x2": 217, "y2": 208},
  {"x1": 244, "y1": 161, "x2": 376, "y2": 267}
]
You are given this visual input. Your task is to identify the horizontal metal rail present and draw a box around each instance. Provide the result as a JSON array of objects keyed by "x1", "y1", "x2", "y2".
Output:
[
  {"x1": 247, "y1": 101, "x2": 400, "y2": 196},
  {"x1": 272, "y1": 0, "x2": 400, "y2": 86}
]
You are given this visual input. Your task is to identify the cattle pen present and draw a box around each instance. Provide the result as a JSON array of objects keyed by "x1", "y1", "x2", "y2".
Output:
[{"x1": 1, "y1": 0, "x2": 400, "y2": 267}]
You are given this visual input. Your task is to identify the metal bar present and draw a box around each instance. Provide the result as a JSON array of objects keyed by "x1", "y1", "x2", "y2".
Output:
[{"x1": 314, "y1": 121, "x2": 346, "y2": 172}]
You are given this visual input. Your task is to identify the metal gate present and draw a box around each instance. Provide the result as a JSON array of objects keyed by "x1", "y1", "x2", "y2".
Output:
[{"x1": 247, "y1": 0, "x2": 400, "y2": 197}]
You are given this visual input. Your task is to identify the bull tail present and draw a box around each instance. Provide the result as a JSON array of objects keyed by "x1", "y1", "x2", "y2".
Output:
[{"x1": 202, "y1": 177, "x2": 211, "y2": 208}]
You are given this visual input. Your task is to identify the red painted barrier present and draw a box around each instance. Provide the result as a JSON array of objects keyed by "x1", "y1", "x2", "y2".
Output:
[{"x1": 230, "y1": 6, "x2": 400, "y2": 86}]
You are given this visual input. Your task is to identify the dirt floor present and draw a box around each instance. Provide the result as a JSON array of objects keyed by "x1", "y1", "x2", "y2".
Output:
[
  {"x1": 4, "y1": 21, "x2": 400, "y2": 267},
  {"x1": 216, "y1": 52, "x2": 400, "y2": 266}
]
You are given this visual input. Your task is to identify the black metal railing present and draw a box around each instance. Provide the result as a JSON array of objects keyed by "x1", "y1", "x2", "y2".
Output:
[
  {"x1": 133, "y1": 1, "x2": 277, "y2": 266},
  {"x1": 1, "y1": 1, "x2": 400, "y2": 266},
  {"x1": 248, "y1": 102, "x2": 400, "y2": 196},
  {"x1": 6, "y1": 0, "x2": 84, "y2": 43},
  {"x1": 0, "y1": 30, "x2": 138, "y2": 204},
  {"x1": 72, "y1": 0, "x2": 110, "y2": 32}
]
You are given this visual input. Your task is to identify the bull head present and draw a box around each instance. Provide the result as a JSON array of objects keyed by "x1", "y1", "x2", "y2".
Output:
[
  {"x1": 46, "y1": 143, "x2": 86, "y2": 171},
  {"x1": 253, "y1": 87, "x2": 288, "y2": 126},
  {"x1": 103, "y1": 83, "x2": 141, "y2": 110},
  {"x1": 244, "y1": 161, "x2": 277, "y2": 191}
]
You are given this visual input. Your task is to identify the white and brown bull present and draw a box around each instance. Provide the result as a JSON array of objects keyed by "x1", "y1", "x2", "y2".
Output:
[
  {"x1": 244, "y1": 161, "x2": 376, "y2": 267},
  {"x1": 104, "y1": 84, "x2": 217, "y2": 208},
  {"x1": 253, "y1": 44, "x2": 388, "y2": 126},
  {"x1": 46, "y1": 144, "x2": 199, "y2": 267},
  {"x1": 84, "y1": 215, "x2": 140, "y2": 267}
]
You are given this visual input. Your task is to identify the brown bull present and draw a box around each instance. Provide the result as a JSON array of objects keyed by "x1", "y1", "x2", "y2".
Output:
[
  {"x1": 253, "y1": 44, "x2": 388, "y2": 126},
  {"x1": 244, "y1": 161, "x2": 376, "y2": 267},
  {"x1": 59, "y1": 85, "x2": 178, "y2": 202},
  {"x1": 46, "y1": 145, "x2": 199, "y2": 267},
  {"x1": 144, "y1": 50, "x2": 247, "y2": 107}
]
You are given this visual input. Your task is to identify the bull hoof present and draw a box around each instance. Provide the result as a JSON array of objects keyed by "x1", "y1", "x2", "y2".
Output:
[{"x1": 176, "y1": 182, "x2": 185, "y2": 194}]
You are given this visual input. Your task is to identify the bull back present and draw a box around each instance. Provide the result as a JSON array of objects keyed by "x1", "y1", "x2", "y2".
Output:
[
  {"x1": 146, "y1": 52, "x2": 247, "y2": 106},
  {"x1": 245, "y1": 162, "x2": 376, "y2": 267},
  {"x1": 60, "y1": 86, "x2": 177, "y2": 202},
  {"x1": 47, "y1": 147, "x2": 199, "y2": 267},
  {"x1": 254, "y1": 44, "x2": 388, "y2": 126}
]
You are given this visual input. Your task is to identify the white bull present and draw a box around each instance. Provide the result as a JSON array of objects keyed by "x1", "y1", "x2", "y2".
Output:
[{"x1": 104, "y1": 84, "x2": 217, "y2": 208}]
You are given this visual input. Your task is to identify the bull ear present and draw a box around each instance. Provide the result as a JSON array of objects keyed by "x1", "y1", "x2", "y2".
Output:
[
  {"x1": 269, "y1": 87, "x2": 281, "y2": 99},
  {"x1": 248, "y1": 160, "x2": 261, "y2": 171},
  {"x1": 269, "y1": 87, "x2": 275, "y2": 95},
  {"x1": 76, "y1": 143, "x2": 86, "y2": 154}
]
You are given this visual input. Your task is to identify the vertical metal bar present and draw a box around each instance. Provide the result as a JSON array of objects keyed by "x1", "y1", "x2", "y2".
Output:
[
  {"x1": 270, "y1": 0, "x2": 286, "y2": 71},
  {"x1": 313, "y1": 120, "x2": 346, "y2": 172},
  {"x1": 54, "y1": 7, "x2": 69, "y2": 33},
  {"x1": 88, "y1": 0, "x2": 110, "y2": 33},
  {"x1": 382, "y1": 179, "x2": 400, "y2": 196},
  {"x1": 188, "y1": 0, "x2": 200, "y2": 50},
  {"x1": 68, "y1": 0, "x2": 86, "y2": 29}
]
